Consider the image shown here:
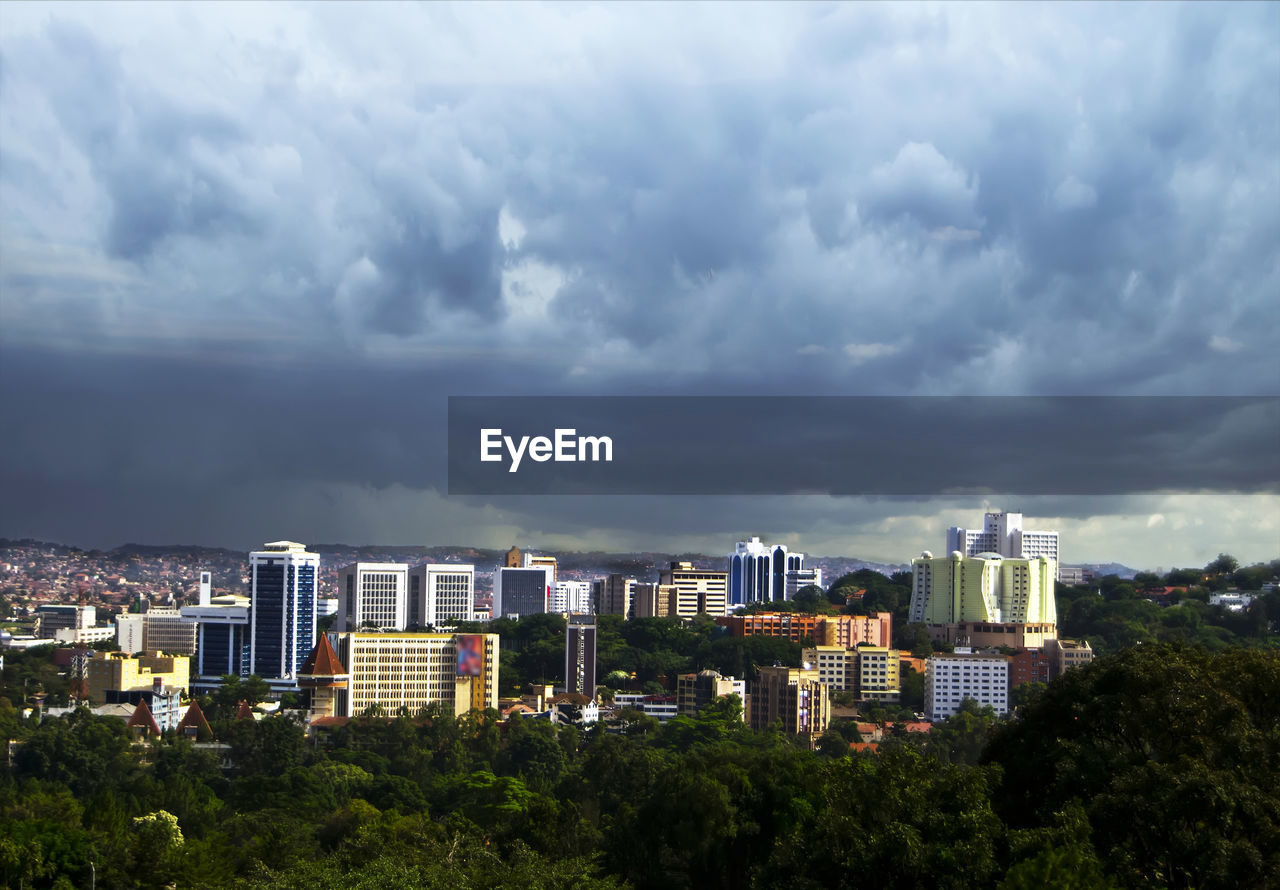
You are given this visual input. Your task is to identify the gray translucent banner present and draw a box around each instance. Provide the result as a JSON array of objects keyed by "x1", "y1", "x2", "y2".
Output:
[{"x1": 447, "y1": 396, "x2": 1279, "y2": 495}]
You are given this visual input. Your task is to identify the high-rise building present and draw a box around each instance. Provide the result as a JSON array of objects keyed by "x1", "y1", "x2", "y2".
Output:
[
  {"x1": 329, "y1": 631, "x2": 499, "y2": 716},
  {"x1": 856, "y1": 647, "x2": 901, "y2": 704},
  {"x1": 946, "y1": 511, "x2": 1061, "y2": 578},
  {"x1": 925, "y1": 651, "x2": 1010, "y2": 721},
  {"x1": 785, "y1": 567, "x2": 824, "y2": 599},
  {"x1": 660, "y1": 562, "x2": 729, "y2": 618},
  {"x1": 248, "y1": 541, "x2": 320, "y2": 686},
  {"x1": 551, "y1": 580, "x2": 593, "y2": 614},
  {"x1": 749, "y1": 665, "x2": 830, "y2": 743},
  {"x1": 493, "y1": 566, "x2": 551, "y2": 618},
  {"x1": 409, "y1": 564, "x2": 476, "y2": 628},
  {"x1": 909, "y1": 551, "x2": 1057, "y2": 642},
  {"x1": 593, "y1": 574, "x2": 637, "y2": 618},
  {"x1": 727, "y1": 538, "x2": 805, "y2": 606},
  {"x1": 565, "y1": 617, "x2": 596, "y2": 697},
  {"x1": 337, "y1": 563, "x2": 409, "y2": 631},
  {"x1": 801, "y1": 645, "x2": 857, "y2": 692}
]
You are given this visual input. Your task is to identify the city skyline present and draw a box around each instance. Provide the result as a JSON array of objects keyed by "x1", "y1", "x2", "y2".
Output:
[{"x1": 1, "y1": 4, "x2": 1276, "y2": 571}]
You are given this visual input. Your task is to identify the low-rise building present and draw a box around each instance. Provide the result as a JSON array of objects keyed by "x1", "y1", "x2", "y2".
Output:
[
  {"x1": 676, "y1": 670, "x2": 746, "y2": 717},
  {"x1": 1044, "y1": 638, "x2": 1093, "y2": 680},
  {"x1": 86, "y1": 651, "x2": 190, "y2": 705},
  {"x1": 856, "y1": 647, "x2": 901, "y2": 704}
]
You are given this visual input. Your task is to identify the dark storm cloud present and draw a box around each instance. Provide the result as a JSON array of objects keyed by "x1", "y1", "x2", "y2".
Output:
[{"x1": 0, "y1": 3, "x2": 1277, "y2": 560}]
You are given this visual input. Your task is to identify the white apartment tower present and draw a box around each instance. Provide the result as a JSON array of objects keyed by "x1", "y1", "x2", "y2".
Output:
[
  {"x1": 337, "y1": 562, "x2": 410, "y2": 631},
  {"x1": 925, "y1": 652, "x2": 1010, "y2": 721},
  {"x1": 947, "y1": 511, "x2": 1060, "y2": 577},
  {"x1": 409, "y1": 564, "x2": 476, "y2": 628}
]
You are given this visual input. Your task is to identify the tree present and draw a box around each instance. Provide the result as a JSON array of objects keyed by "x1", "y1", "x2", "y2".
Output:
[{"x1": 1205, "y1": 553, "x2": 1239, "y2": 576}]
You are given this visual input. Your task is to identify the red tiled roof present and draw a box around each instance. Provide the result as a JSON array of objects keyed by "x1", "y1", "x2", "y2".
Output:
[
  {"x1": 299, "y1": 634, "x2": 347, "y2": 677},
  {"x1": 308, "y1": 716, "x2": 350, "y2": 728},
  {"x1": 178, "y1": 700, "x2": 212, "y2": 737},
  {"x1": 127, "y1": 698, "x2": 162, "y2": 736},
  {"x1": 234, "y1": 700, "x2": 255, "y2": 720}
]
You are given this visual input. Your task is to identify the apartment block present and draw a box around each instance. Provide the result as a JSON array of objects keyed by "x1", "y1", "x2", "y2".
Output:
[
  {"x1": 1045, "y1": 638, "x2": 1094, "y2": 680},
  {"x1": 925, "y1": 652, "x2": 1010, "y2": 721},
  {"x1": 856, "y1": 647, "x2": 901, "y2": 704},
  {"x1": 593, "y1": 574, "x2": 637, "y2": 618},
  {"x1": 749, "y1": 665, "x2": 830, "y2": 742},
  {"x1": 676, "y1": 669, "x2": 746, "y2": 717}
]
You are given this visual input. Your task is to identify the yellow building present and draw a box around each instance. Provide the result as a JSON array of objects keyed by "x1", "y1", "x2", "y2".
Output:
[
  {"x1": 856, "y1": 647, "x2": 901, "y2": 704},
  {"x1": 86, "y1": 651, "x2": 190, "y2": 705},
  {"x1": 332, "y1": 631, "x2": 499, "y2": 717}
]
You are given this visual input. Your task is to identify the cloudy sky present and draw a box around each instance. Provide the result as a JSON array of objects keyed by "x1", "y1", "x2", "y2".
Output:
[{"x1": 1, "y1": 2, "x2": 1277, "y2": 569}]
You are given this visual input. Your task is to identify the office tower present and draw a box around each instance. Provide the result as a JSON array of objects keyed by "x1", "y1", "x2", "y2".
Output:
[
  {"x1": 328, "y1": 631, "x2": 499, "y2": 717},
  {"x1": 727, "y1": 537, "x2": 805, "y2": 606},
  {"x1": 749, "y1": 665, "x2": 830, "y2": 743},
  {"x1": 551, "y1": 581, "x2": 592, "y2": 614},
  {"x1": 909, "y1": 552, "x2": 1057, "y2": 644},
  {"x1": 946, "y1": 511, "x2": 1061, "y2": 578},
  {"x1": 593, "y1": 573, "x2": 637, "y2": 617},
  {"x1": 565, "y1": 617, "x2": 596, "y2": 697},
  {"x1": 493, "y1": 565, "x2": 551, "y2": 618},
  {"x1": 409, "y1": 563, "x2": 476, "y2": 628},
  {"x1": 198, "y1": 571, "x2": 212, "y2": 606},
  {"x1": 249, "y1": 541, "x2": 320, "y2": 685},
  {"x1": 181, "y1": 594, "x2": 251, "y2": 687},
  {"x1": 925, "y1": 652, "x2": 1010, "y2": 721},
  {"x1": 660, "y1": 562, "x2": 729, "y2": 618},
  {"x1": 337, "y1": 562, "x2": 409, "y2": 631}
]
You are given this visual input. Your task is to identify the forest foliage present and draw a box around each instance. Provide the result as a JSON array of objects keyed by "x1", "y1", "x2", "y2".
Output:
[{"x1": 1, "y1": 644, "x2": 1277, "y2": 889}]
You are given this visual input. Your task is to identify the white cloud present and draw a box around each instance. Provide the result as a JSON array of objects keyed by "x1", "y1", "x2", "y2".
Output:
[
  {"x1": 1208, "y1": 335, "x2": 1243, "y2": 354},
  {"x1": 1053, "y1": 175, "x2": 1098, "y2": 210}
]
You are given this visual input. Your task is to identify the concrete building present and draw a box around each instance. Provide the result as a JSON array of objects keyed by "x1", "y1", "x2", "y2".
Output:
[
  {"x1": 612, "y1": 693, "x2": 679, "y2": 722},
  {"x1": 910, "y1": 551, "x2": 1057, "y2": 627},
  {"x1": 676, "y1": 670, "x2": 746, "y2": 717},
  {"x1": 660, "y1": 562, "x2": 729, "y2": 618},
  {"x1": 925, "y1": 651, "x2": 1010, "y2": 721},
  {"x1": 523, "y1": 553, "x2": 558, "y2": 584},
  {"x1": 408, "y1": 564, "x2": 476, "y2": 627},
  {"x1": 593, "y1": 574, "x2": 637, "y2": 618},
  {"x1": 727, "y1": 538, "x2": 806, "y2": 605},
  {"x1": 801, "y1": 646, "x2": 857, "y2": 692},
  {"x1": 35, "y1": 604, "x2": 96, "y2": 638},
  {"x1": 1008, "y1": 648, "x2": 1052, "y2": 690},
  {"x1": 249, "y1": 541, "x2": 320, "y2": 687},
  {"x1": 337, "y1": 562, "x2": 409, "y2": 631},
  {"x1": 856, "y1": 647, "x2": 901, "y2": 704},
  {"x1": 749, "y1": 665, "x2": 830, "y2": 743},
  {"x1": 631, "y1": 582, "x2": 676, "y2": 619},
  {"x1": 1045, "y1": 638, "x2": 1094, "y2": 680},
  {"x1": 947, "y1": 511, "x2": 1061, "y2": 579},
  {"x1": 330, "y1": 631, "x2": 499, "y2": 717},
  {"x1": 493, "y1": 566, "x2": 551, "y2": 618},
  {"x1": 551, "y1": 581, "x2": 593, "y2": 615},
  {"x1": 565, "y1": 617, "x2": 596, "y2": 697},
  {"x1": 719, "y1": 612, "x2": 892, "y2": 648},
  {"x1": 54, "y1": 625, "x2": 117, "y2": 646},
  {"x1": 115, "y1": 608, "x2": 197, "y2": 655},
  {"x1": 785, "y1": 567, "x2": 824, "y2": 600},
  {"x1": 181, "y1": 594, "x2": 251, "y2": 687},
  {"x1": 86, "y1": 651, "x2": 190, "y2": 705}
]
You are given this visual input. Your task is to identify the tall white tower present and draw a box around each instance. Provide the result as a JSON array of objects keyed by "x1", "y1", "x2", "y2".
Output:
[{"x1": 248, "y1": 541, "x2": 320, "y2": 684}]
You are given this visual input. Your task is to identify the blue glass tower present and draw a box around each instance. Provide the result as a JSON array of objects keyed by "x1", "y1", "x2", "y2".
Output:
[{"x1": 249, "y1": 541, "x2": 320, "y2": 683}]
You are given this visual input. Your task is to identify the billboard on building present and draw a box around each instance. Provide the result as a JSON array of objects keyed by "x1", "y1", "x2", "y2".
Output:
[{"x1": 456, "y1": 634, "x2": 483, "y2": 677}]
